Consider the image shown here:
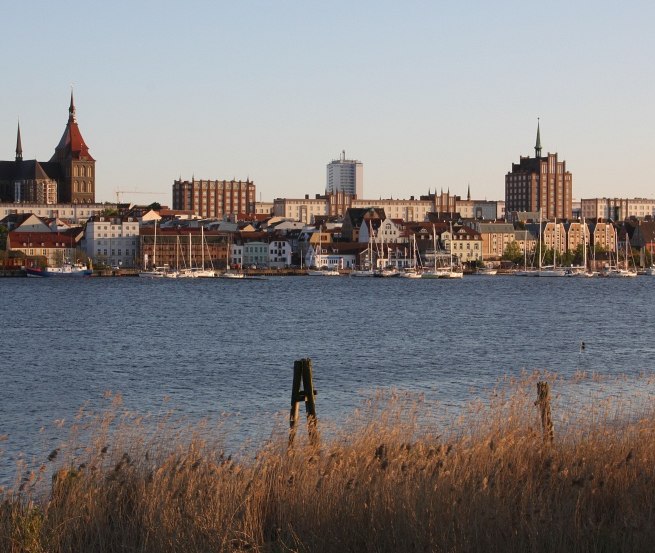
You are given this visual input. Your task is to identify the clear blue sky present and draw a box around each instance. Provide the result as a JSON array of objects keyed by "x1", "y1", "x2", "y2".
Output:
[{"x1": 2, "y1": 0, "x2": 654, "y2": 206}]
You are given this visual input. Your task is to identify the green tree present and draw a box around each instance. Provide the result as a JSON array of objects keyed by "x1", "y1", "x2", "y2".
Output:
[
  {"x1": 149, "y1": 202, "x2": 162, "y2": 211},
  {"x1": 502, "y1": 240, "x2": 523, "y2": 264}
]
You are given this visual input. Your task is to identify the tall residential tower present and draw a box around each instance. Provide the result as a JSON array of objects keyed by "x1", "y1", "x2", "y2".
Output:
[{"x1": 326, "y1": 151, "x2": 363, "y2": 198}]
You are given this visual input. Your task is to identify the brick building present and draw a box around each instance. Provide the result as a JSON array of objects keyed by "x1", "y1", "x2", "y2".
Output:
[
  {"x1": 172, "y1": 178, "x2": 256, "y2": 219},
  {"x1": 505, "y1": 121, "x2": 573, "y2": 220}
]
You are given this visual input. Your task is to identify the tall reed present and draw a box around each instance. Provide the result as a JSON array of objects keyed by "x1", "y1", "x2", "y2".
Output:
[{"x1": 2, "y1": 374, "x2": 655, "y2": 552}]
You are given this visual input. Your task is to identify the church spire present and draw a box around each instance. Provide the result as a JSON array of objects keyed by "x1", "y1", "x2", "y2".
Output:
[
  {"x1": 534, "y1": 117, "x2": 542, "y2": 158},
  {"x1": 467, "y1": 183, "x2": 471, "y2": 201},
  {"x1": 15, "y1": 120, "x2": 23, "y2": 161},
  {"x1": 69, "y1": 89, "x2": 77, "y2": 123}
]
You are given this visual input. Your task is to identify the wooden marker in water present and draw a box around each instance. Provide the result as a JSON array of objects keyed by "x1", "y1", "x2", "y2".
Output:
[
  {"x1": 289, "y1": 358, "x2": 319, "y2": 447},
  {"x1": 536, "y1": 381, "x2": 554, "y2": 443}
]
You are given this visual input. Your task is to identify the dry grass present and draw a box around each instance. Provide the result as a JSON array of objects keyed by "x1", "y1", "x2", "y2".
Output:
[{"x1": 2, "y1": 375, "x2": 655, "y2": 552}]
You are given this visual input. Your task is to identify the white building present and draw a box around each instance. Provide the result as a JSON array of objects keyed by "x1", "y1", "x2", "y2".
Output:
[
  {"x1": 83, "y1": 215, "x2": 140, "y2": 268},
  {"x1": 268, "y1": 240, "x2": 292, "y2": 268},
  {"x1": 326, "y1": 151, "x2": 363, "y2": 197}
]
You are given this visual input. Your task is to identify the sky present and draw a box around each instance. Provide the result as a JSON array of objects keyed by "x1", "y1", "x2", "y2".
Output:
[{"x1": 2, "y1": 0, "x2": 654, "y2": 207}]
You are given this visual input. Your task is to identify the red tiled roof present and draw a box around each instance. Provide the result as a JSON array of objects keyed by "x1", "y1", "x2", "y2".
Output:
[{"x1": 8, "y1": 231, "x2": 78, "y2": 249}]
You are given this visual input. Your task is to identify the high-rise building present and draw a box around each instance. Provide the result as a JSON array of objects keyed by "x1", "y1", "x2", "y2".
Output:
[
  {"x1": 172, "y1": 178, "x2": 256, "y2": 219},
  {"x1": 326, "y1": 151, "x2": 363, "y2": 197},
  {"x1": 0, "y1": 92, "x2": 96, "y2": 204},
  {"x1": 505, "y1": 122, "x2": 572, "y2": 220}
]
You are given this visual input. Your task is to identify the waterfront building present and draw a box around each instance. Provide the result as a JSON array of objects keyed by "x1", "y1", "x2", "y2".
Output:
[
  {"x1": 505, "y1": 121, "x2": 573, "y2": 220},
  {"x1": 84, "y1": 215, "x2": 140, "y2": 268},
  {"x1": 268, "y1": 240, "x2": 292, "y2": 268},
  {"x1": 441, "y1": 225, "x2": 482, "y2": 264},
  {"x1": 172, "y1": 178, "x2": 256, "y2": 219},
  {"x1": 242, "y1": 241, "x2": 269, "y2": 268},
  {"x1": 0, "y1": 93, "x2": 96, "y2": 205},
  {"x1": 581, "y1": 198, "x2": 655, "y2": 220},
  {"x1": 7, "y1": 230, "x2": 82, "y2": 267},
  {"x1": 541, "y1": 221, "x2": 567, "y2": 256},
  {"x1": 564, "y1": 220, "x2": 590, "y2": 254},
  {"x1": 472, "y1": 222, "x2": 518, "y2": 260},
  {"x1": 139, "y1": 227, "x2": 228, "y2": 270},
  {"x1": 326, "y1": 151, "x2": 363, "y2": 197},
  {"x1": 588, "y1": 220, "x2": 616, "y2": 252}
]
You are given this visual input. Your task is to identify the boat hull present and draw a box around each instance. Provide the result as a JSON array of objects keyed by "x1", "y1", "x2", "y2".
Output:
[{"x1": 25, "y1": 266, "x2": 92, "y2": 277}]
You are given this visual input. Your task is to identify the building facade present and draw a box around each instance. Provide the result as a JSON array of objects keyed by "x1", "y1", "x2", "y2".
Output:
[
  {"x1": 84, "y1": 215, "x2": 140, "y2": 268},
  {"x1": 326, "y1": 151, "x2": 363, "y2": 197},
  {"x1": 505, "y1": 122, "x2": 573, "y2": 220},
  {"x1": 0, "y1": 203, "x2": 112, "y2": 222},
  {"x1": 172, "y1": 178, "x2": 256, "y2": 219},
  {"x1": 139, "y1": 227, "x2": 228, "y2": 270},
  {"x1": 0, "y1": 93, "x2": 95, "y2": 205},
  {"x1": 581, "y1": 198, "x2": 655, "y2": 220}
]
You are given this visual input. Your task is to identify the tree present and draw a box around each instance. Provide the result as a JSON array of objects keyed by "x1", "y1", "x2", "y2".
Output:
[
  {"x1": 149, "y1": 202, "x2": 161, "y2": 211},
  {"x1": 502, "y1": 240, "x2": 523, "y2": 264}
]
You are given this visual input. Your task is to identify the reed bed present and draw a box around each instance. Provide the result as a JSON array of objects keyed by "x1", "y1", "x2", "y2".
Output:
[{"x1": 2, "y1": 374, "x2": 655, "y2": 552}]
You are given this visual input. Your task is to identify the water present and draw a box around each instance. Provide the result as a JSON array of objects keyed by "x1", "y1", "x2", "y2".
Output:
[{"x1": 1, "y1": 275, "x2": 654, "y2": 482}]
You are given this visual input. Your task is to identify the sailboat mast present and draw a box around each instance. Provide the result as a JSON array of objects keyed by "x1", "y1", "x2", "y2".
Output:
[
  {"x1": 153, "y1": 220, "x2": 157, "y2": 268},
  {"x1": 538, "y1": 209, "x2": 542, "y2": 271}
]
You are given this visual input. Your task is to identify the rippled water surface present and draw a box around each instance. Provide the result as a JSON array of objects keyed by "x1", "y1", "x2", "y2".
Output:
[{"x1": 1, "y1": 275, "x2": 654, "y2": 481}]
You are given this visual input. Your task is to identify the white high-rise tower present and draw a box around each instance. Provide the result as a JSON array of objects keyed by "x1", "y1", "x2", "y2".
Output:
[{"x1": 326, "y1": 150, "x2": 363, "y2": 198}]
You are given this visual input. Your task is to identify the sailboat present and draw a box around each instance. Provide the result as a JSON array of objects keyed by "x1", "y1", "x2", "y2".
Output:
[
  {"x1": 604, "y1": 227, "x2": 637, "y2": 278},
  {"x1": 477, "y1": 237, "x2": 497, "y2": 275},
  {"x1": 399, "y1": 234, "x2": 422, "y2": 278},
  {"x1": 220, "y1": 233, "x2": 245, "y2": 279},
  {"x1": 515, "y1": 228, "x2": 538, "y2": 276},
  {"x1": 375, "y1": 243, "x2": 400, "y2": 277},
  {"x1": 421, "y1": 223, "x2": 463, "y2": 279},
  {"x1": 139, "y1": 220, "x2": 167, "y2": 278},
  {"x1": 179, "y1": 229, "x2": 215, "y2": 278},
  {"x1": 538, "y1": 217, "x2": 566, "y2": 277}
]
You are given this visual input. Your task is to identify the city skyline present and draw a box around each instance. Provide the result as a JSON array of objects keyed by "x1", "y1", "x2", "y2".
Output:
[{"x1": 2, "y1": 1, "x2": 654, "y2": 207}]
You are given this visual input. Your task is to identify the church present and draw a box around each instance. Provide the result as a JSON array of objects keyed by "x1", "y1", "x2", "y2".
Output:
[{"x1": 0, "y1": 92, "x2": 96, "y2": 205}]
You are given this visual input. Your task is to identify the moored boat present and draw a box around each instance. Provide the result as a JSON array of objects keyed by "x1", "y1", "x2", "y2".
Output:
[{"x1": 25, "y1": 261, "x2": 92, "y2": 277}]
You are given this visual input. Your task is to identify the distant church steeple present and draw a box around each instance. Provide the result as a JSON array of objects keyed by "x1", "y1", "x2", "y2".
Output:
[
  {"x1": 535, "y1": 117, "x2": 542, "y2": 158},
  {"x1": 15, "y1": 120, "x2": 23, "y2": 161},
  {"x1": 467, "y1": 183, "x2": 471, "y2": 201},
  {"x1": 68, "y1": 90, "x2": 77, "y2": 123}
]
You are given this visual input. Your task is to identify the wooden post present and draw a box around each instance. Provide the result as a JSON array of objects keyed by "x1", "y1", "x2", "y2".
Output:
[
  {"x1": 289, "y1": 358, "x2": 319, "y2": 447},
  {"x1": 536, "y1": 381, "x2": 554, "y2": 443}
]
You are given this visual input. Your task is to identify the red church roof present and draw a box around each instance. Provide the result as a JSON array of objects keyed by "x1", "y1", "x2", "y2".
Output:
[{"x1": 50, "y1": 92, "x2": 94, "y2": 162}]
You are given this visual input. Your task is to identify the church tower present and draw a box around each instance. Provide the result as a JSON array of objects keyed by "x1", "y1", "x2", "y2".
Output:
[{"x1": 50, "y1": 91, "x2": 95, "y2": 203}]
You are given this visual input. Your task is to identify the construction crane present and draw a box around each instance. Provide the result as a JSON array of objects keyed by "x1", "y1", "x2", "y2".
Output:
[{"x1": 115, "y1": 190, "x2": 162, "y2": 204}]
